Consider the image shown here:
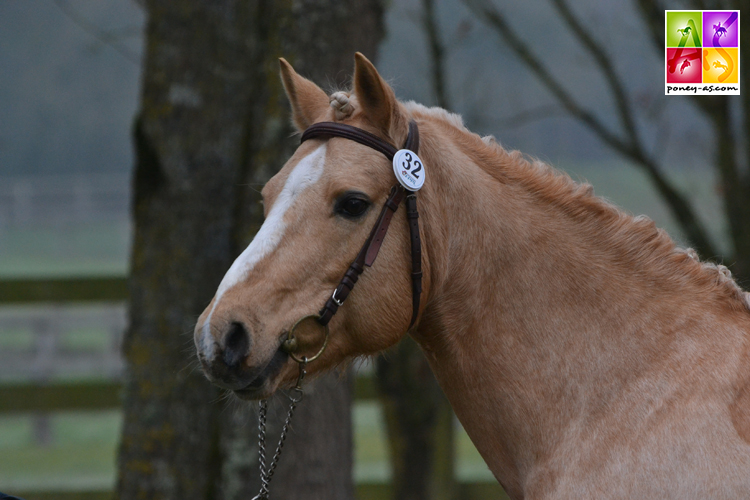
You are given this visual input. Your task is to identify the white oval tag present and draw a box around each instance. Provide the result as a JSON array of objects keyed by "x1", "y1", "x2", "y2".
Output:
[{"x1": 392, "y1": 149, "x2": 425, "y2": 191}]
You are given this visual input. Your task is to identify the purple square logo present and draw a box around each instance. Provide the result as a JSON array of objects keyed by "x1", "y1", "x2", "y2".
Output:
[{"x1": 703, "y1": 11, "x2": 739, "y2": 47}]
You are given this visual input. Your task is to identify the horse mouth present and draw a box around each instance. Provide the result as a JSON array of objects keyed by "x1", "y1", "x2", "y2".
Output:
[{"x1": 232, "y1": 348, "x2": 289, "y2": 400}]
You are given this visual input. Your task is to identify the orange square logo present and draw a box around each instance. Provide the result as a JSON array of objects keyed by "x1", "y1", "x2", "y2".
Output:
[{"x1": 702, "y1": 47, "x2": 739, "y2": 84}]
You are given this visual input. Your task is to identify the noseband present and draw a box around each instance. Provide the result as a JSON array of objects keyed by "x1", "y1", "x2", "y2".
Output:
[{"x1": 300, "y1": 120, "x2": 423, "y2": 331}]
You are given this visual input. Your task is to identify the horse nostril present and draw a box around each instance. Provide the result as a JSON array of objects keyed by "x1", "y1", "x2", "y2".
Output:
[{"x1": 223, "y1": 322, "x2": 250, "y2": 368}]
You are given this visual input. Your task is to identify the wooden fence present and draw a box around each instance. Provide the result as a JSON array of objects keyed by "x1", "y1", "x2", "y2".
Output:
[{"x1": 0, "y1": 277, "x2": 505, "y2": 500}]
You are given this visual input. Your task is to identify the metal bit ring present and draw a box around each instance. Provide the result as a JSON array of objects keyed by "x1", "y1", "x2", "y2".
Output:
[{"x1": 281, "y1": 314, "x2": 329, "y2": 364}]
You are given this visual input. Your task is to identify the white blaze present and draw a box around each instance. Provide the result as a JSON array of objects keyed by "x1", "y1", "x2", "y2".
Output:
[{"x1": 200, "y1": 145, "x2": 327, "y2": 348}]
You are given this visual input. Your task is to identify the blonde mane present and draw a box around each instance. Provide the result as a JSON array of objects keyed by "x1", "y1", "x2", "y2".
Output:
[{"x1": 404, "y1": 102, "x2": 750, "y2": 313}]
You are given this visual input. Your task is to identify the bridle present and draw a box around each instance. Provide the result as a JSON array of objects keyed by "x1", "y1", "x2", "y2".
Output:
[
  {"x1": 280, "y1": 119, "x2": 424, "y2": 362},
  {"x1": 304, "y1": 120, "x2": 423, "y2": 330},
  {"x1": 251, "y1": 120, "x2": 425, "y2": 500}
]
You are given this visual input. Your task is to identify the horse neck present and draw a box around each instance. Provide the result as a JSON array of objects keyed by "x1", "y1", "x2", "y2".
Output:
[{"x1": 411, "y1": 122, "x2": 738, "y2": 492}]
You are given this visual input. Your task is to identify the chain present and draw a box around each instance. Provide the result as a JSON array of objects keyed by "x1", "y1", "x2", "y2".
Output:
[{"x1": 252, "y1": 359, "x2": 307, "y2": 500}]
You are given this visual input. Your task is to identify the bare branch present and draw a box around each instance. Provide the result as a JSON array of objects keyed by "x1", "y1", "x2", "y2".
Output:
[
  {"x1": 463, "y1": 0, "x2": 719, "y2": 258},
  {"x1": 549, "y1": 0, "x2": 639, "y2": 147},
  {"x1": 646, "y1": 0, "x2": 748, "y2": 262},
  {"x1": 634, "y1": 0, "x2": 665, "y2": 54},
  {"x1": 53, "y1": 0, "x2": 141, "y2": 65},
  {"x1": 492, "y1": 104, "x2": 565, "y2": 131},
  {"x1": 635, "y1": 155, "x2": 720, "y2": 259},
  {"x1": 549, "y1": 0, "x2": 720, "y2": 256},
  {"x1": 421, "y1": 0, "x2": 451, "y2": 109},
  {"x1": 462, "y1": 0, "x2": 630, "y2": 155}
]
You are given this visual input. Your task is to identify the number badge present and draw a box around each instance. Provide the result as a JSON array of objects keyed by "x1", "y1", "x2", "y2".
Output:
[{"x1": 392, "y1": 149, "x2": 425, "y2": 191}]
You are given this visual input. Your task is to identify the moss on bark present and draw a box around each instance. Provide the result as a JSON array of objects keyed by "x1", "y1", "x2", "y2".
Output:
[{"x1": 117, "y1": 2, "x2": 384, "y2": 499}]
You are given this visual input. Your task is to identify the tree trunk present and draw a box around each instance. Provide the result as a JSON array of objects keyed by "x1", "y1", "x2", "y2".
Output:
[
  {"x1": 376, "y1": 338, "x2": 456, "y2": 500},
  {"x1": 117, "y1": 1, "x2": 384, "y2": 499}
]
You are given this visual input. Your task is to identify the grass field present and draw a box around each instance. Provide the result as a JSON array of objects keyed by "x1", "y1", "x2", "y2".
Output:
[
  {"x1": 0, "y1": 411, "x2": 120, "y2": 491},
  {"x1": 0, "y1": 404, "x2": 492, "y2": 492},
  {"x1": 0, "y1": 221, "x2": 130, "y2": 278}
]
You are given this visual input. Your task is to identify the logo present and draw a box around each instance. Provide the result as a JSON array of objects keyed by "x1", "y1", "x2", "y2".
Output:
[{"x1": 665, "y1": 10, "x2": 740, "y2": 95}]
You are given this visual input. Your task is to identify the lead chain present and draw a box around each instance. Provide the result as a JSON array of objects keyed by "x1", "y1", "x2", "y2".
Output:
[{"x1": 252, "y1": 359, "x2": 307, "y2": 500}]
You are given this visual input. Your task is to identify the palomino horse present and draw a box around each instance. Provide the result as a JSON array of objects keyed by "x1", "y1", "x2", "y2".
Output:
[{"x1": 195, "y1": 53, "x2": 750, "y2": 498}]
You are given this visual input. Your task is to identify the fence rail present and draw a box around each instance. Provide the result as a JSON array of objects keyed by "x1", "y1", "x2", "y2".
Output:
[
  {"x1": 0, "y1": 276, "x2": 505, "y2": 500},
  {"x1": 0, "y1": 277, "x2": 128, "y2": 304},
  {"x1": 13, "y1": 483, "x2": 505, "y2": 500},
  {"x1": 0, "y1": 380, "x2": 120, "y2": 413},
  {"x1": 0, "y1": 173, "x2": 129, "y2": 228},
  {"x1": 0, "y1": 376, "x2": 379, "y2": 415}
]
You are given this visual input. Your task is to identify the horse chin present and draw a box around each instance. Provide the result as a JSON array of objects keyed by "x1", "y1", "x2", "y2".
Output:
[{"x1": 231, "y1": 348, "x2": 289, "y2": 401}]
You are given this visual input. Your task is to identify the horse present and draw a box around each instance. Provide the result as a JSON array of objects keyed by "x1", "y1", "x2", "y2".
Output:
[
  {"x1": 679, "y1": 58, "x2": 691, "y2": 74},
  {"x1": 195, "y1": 53, "x2": 750, "y2": 499}
]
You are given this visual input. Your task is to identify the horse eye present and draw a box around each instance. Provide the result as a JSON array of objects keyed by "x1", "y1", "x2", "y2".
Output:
[{"x1": 335, "y1": 193, "x2": 371, "y2": 218}]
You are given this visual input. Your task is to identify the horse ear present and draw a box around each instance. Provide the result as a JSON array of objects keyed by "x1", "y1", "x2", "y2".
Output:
[
  {"x1": 279, "y1": 58, "x2": 329, "y2": 131},
  {"x1": 353, "y1": 52, "x2": 407, "y2": 141}
]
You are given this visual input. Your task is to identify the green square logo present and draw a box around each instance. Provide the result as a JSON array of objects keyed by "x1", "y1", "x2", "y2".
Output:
[{"x1": 666, "y1": 11, "x2": 702, "y2": 47}]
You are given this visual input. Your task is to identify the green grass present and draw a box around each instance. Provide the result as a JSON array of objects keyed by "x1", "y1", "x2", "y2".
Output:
[
  {"x1": 0, "y1": 221, "x2": 130, "y2": 278},
  {"x1": 0, "y1": 402, "x2": 492, "y2": 492},
  {"x1": 353, "y1": 402, "x2": 492, "y2": 482},
  {"x1": 0, "y1": 411, "x2": 121, "y2": 491},
  {"x1": 0, "y1": 325, "x2": 119, "y2": 354},
  {"x1": 0, "y1": 415, "x2": 33, "y2": 448},
  {"x1": 455, "y1": 424, "x2": 494, "y2": 481},
  {"x1": 58, "y1": 329, "x2": 112, "y2": 353},
  {"x1": 354, "y1": 402, "x2": 391, "y2": 482},
  {"x1": 0, "y1": 328, "x2": 35, "y2": 352}
]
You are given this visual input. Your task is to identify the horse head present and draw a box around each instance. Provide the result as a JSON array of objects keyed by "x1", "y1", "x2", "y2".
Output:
[{"x1": 194, "y1": 54, "x2": 426, "y2": 400}]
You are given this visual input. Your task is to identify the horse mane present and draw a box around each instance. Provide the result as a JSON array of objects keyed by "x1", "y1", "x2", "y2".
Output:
[{"x1": 403, "y1": 101, "x2": 750, "y2": 313}]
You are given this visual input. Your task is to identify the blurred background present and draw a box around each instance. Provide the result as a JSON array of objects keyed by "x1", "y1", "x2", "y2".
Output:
[{"x1": 0, "y1": 0, "x2": 744, "y2": 499}]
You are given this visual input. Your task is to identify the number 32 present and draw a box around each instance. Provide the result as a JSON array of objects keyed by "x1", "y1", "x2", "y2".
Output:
[{"x1": 401, "y1": 152, "x2": 422, "y2": 179}]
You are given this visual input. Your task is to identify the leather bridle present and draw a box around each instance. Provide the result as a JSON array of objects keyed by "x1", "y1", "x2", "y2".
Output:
[
  {"x1": 256, "y1": 120, "x2": 424, "y2": 500},
  {"x1": 281, "y1": 120, "x2": 423, "y2": 361},
  {"x1": 301, "y1": 120, "x2": 423, "y2": 332}
]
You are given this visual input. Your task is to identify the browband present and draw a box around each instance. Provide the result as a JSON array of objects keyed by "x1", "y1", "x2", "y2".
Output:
[
  {"x1": 300, "y1": 121, "x2": 423, "y2": 330},
  {"x1": 301, "y1": 122, "x2": 399, "y2": 160}
]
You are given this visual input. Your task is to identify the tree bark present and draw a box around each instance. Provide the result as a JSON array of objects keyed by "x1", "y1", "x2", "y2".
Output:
[
  {"x1": 117, "y1": 1, "x2": 384, "y2": 499},
  {"x1": 377, "y1": 338, "x2": 456, "y2": 500}
]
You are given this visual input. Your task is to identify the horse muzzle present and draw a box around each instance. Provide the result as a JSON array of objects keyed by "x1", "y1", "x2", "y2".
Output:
[{"x1": 195, "y1": 319, "x2": 288, "y2": 397}]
